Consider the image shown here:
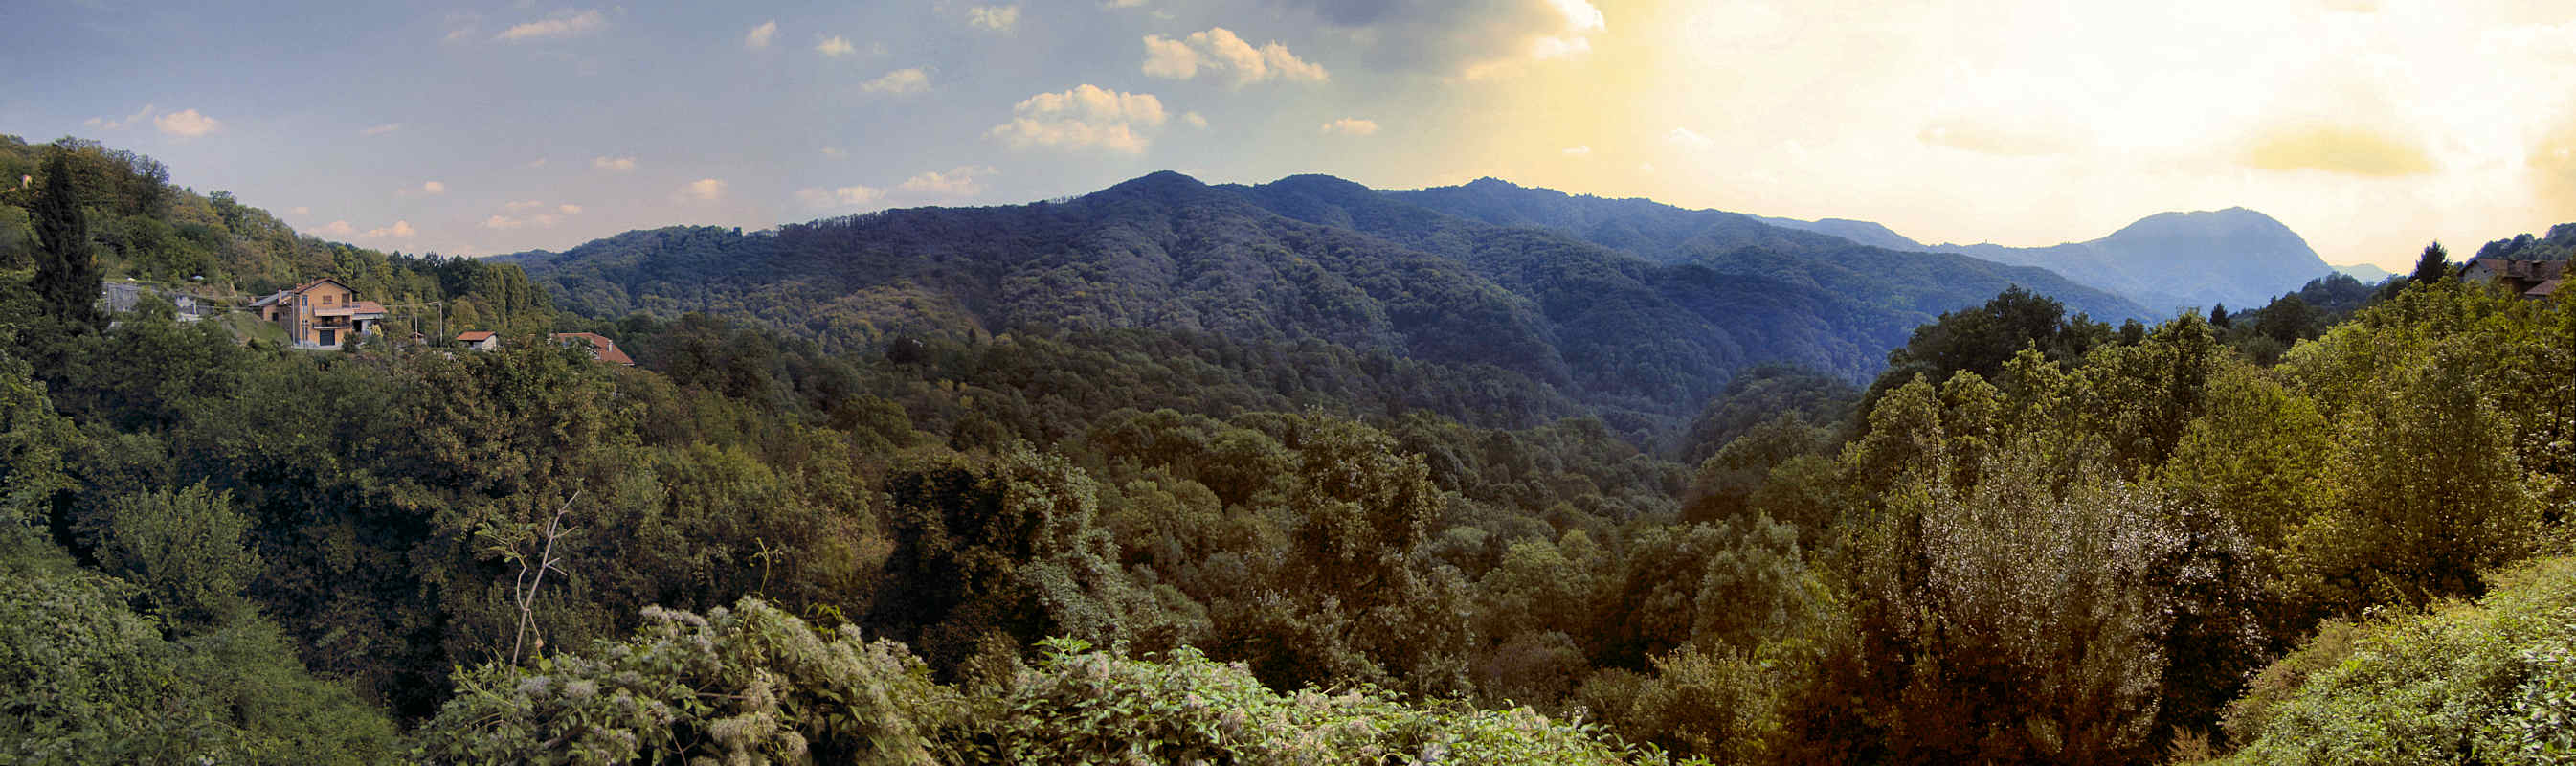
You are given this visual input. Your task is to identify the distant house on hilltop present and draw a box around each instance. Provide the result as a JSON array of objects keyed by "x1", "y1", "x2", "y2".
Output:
[
  {"x1": 551, "y1": 332, "x2": 634, "y2": 365},
  {"x1": 252, "y1": 278, "x2": 388, "y2": 349},
  {"x1": 456, "y1": 330, "x2": 501, "y2": 350},
  {"x1": 2460, "y1": 257, "x2": 2565, "y2": 300}
]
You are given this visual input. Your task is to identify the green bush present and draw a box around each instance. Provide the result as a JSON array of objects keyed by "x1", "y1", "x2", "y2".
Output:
[
  {"x1": 414, "y1": 597, "x2": 957, "y2": 765},
  {"x1": 2215, "y1": 557, "x2": 2576, "y2": 764},
  {"x1": 0, "y1": 534, "x2": 394, "y2": 765},
  {"x1": 966, "y1": 636, "x2": 1673, "y2": 765}
]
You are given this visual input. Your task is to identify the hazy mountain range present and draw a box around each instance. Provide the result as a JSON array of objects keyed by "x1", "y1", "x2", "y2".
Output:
[
  {"x1": 505, "y1": 172, "x2": 2145, "y2": 429},
  {"x1": 1761, "y1": 205, "x2": 2338, "y2": 311},
  {"x1": 1379, "y1": 177, "x2": 2337, "y2": 312}
]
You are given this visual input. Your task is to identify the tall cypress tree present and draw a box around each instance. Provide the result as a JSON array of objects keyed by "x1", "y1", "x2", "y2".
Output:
[
  {"x1": 2407, "y1": 241, "x2": 2450, "y2": 286},
  {"x1": 32, "y1": 148, "x2": 101, "y2": 329}
]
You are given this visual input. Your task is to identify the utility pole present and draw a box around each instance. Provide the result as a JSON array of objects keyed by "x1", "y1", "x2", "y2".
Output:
[{"x1": 377, "y1": 299, "x2": 444, "y2": 346}]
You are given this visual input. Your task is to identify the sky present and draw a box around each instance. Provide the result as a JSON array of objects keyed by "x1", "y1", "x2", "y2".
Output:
[{"x1": 4, "y1": 0, "x2": 2570, "y2": 269}]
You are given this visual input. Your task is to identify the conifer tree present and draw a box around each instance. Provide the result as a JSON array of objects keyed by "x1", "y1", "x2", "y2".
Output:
[
  {"x1": 2407, "y1": 241, "x2": 2449, "y2": 285},
  {"x1": 31, "y1": 148, "x2": 101, "y2": 329}
]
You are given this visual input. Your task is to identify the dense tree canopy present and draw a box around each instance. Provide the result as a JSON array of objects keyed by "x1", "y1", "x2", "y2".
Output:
[{"x1": 2, "y1": 134, "x2": 2570, "y2": 764}]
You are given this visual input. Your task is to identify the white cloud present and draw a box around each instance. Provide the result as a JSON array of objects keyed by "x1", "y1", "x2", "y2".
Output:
[
  {"x1": 1321, "y1": 118, "x2": 1379, "y2": 136},
  {"x1": 987, "y1": 84, "x2": 1168, "y2": 153},
  {"x1": 1546, "y1": 0, "x2": 1607, "y2": 31},
  {"x1": 290, "y1": 206, "x2": 311, "y2": 215},
  {"x1": 797, "y1": 185, "x2": 886, "y2": 209},
  {"x1": 817, "y1": 35, "x2": 856, "y2": 56},
  {"x1": 1183, "y1": 111, "x2": 1208, "y2": 128},
  {"x1": 1106, "y1": 0, "x2": 1147, "y2": 7},
  {"x1": 1531, "y1": 34, "x2": 1591, "y2": 59},
  {"x1": 420, "y1": 181, "x2": 447, "y2": 195},
  {"x1": 316, "y1": 220, "x2": 355, "y2": 237},
  {"x1": 84, "y1": 104, "x2": 157, "y2": 130},
  {"x1": 363, "y1": 220, "x2": 416, "y2": 238},
  {"x1": 1562, "y1": 145, "x2": 1592, "y2": 157},
  {"x1": 483, "y1": 203, "x2": 568, "y2": 229},
  {"x1": 475, "y1": 198, "x2": 577, "y2": 232},
  {"x1": 154, "y1": 109, "x2": 220, "y2": 137},
  {"x1": 1141, "y1": 28, "x2": 1327, "y2": 86},
  {"x1": 2482, "y1": 20, "x2": 2576, "y2": 64},
  {"x1": 682, "y1": 178, "x2": 728, "y2": 202},
  {"x1": 862, "y1": 68, "x2": 931, "y2": 94},
  {"x1": 967, "y1": 5, "x2": 1020, "y2": 33},
  {"x1": 442, "y1": 12, "x2": 481, "y2": 43},
  {"x1": 526, "y1": 158, "x2": 549, "y2": 168},
  {"x1": 899, "y1": 165, "x2": 997, "y2": 199},
  {"x1": 359, "y1": 123, "x2": 402, "y2": 136},
  {"x1": 745, "y1": 20, "x2": 777, "y2": 49},
  {"x1": 821, "y1": 147, "x2": 848, "y2": 158},
  {"x1": 1917, "y1": 118, "x2": 2077, "y2": 158},
  {"x1": 1667, "y1": 127, "x2": 1714, "y2": 151},
  {"x1": 1531, "y1": 0, "x2": 1606, "y2": 60},
  {"x1": 1142, "y1": 34, "x2": 1200, "y2": 79},
  {"x1": 495, "y1": 9, "x2": 605, "y2": 41},
  {"x1": 593, "y1": 156, "x2": 638, "y2": 171},
  {"x1": 1284, "y1": 0, "x2": 1603, "y2": 79}
]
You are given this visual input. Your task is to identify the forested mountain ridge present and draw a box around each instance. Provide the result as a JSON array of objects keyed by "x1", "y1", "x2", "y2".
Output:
[
  {"x1": 2473, "y1": 221, "x2": 2576, "y2": 261},
  {"x1": 1240, "y1": 173, "x2": 2140, "y2": 329},
  {"x1": 515, "y1": 170, "x2": 2144, "y2": 436},
  {"x1": 1752, "y1": 215, "x2": 1922, "y2": 251},
  {"x1": 1393, "y1": 175, "x2": 2329, "y2": 315},
  {"x1": 515, "y1": 171, "x2": 1579, "y2": 410}
]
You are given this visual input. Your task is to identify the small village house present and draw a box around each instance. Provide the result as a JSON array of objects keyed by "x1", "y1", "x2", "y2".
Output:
[
  {"x1": 251, "y1": 278, "x2": 388, "y2": 349},
  {"x1": 552, "y1": 332, "x2": 635, "y2": 365},
  {"x1": 2460, "y1": 257, "x2": 2566, "y2": 300},
  {"x1": 456, "y1": 330, "x2": 501, "y2": 350}
]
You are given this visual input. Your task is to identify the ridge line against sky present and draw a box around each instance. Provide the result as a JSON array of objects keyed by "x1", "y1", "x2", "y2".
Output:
[{"x1": 5, "y1": 0, "x2": 2571, "y2": 269}]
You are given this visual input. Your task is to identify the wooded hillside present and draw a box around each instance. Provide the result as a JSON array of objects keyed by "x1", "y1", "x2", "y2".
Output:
[{"x1": 3, "y1": 135, "x2": 2569, "y2": 764}]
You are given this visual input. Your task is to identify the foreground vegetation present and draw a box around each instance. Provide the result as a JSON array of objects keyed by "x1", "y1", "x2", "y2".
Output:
[
  {"x1": 4, "y1": 134, "x2": 2572, "y2": 763},
  {"x1": 2217, "y1": 557, "x2": 2576, "y2": 765}
]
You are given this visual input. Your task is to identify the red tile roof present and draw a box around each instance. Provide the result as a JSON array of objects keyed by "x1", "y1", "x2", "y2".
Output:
[
  {"x1": 456, "y1": 330, "x2": 497, "y2": 342},
  {"x1": 287, "y1": 277, "x2": 352, "y2": 295},
  {"x1": 2465, "y1": 257, "x2": 2571, "y2": 298},
  {"x1": 551, "y1": 332, "x2": 635, "y2": 365},
  {"x1": 252, "y1": 278, "x2": 358, "y2": 308}
]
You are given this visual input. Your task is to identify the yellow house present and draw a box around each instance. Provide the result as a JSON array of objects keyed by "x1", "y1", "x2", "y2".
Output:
[{"x1": 251, "y1": 278, "x2": 389, "y2": 349}]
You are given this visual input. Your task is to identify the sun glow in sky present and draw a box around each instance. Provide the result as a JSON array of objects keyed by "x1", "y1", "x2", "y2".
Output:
[{"x1": 6, "y1": 0, "x2": 2570, "y2": 268}]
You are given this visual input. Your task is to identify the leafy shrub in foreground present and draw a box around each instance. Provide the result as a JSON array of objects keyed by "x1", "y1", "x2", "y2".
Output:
[
  {"x1": 963, "y1": 637, "x2": 1674, "y2": 765},
  {"x1": 0, "y1": 535, "x2": 394, "y2": 765},
  {"x1": 2215, "y1": 557, "x2": 2576, "y2": 764},
  {"x1": 414, "y1": 597, "x2": 958, "y2": 765},
  {"x1": 419, "y1": 598, "x2": 1673, "y2": 765}
]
